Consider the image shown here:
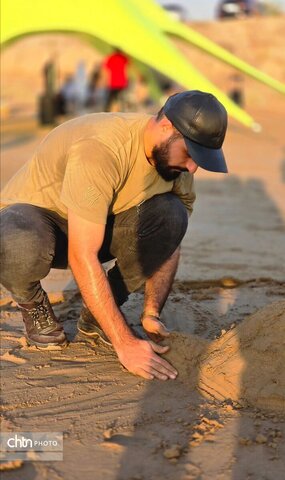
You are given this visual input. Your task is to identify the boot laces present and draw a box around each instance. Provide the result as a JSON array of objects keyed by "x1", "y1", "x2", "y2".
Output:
[{"x1": 29, "y1": 304, "x2": 56, "y2": 331}]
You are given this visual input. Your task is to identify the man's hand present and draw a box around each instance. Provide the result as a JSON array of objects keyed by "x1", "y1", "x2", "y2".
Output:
[
  {"x1": 116, "y1": 336, "x2": 177, "y2": 381},
  {"x1": 142, "y1": 314, "x2": 170, "y2": 343}
]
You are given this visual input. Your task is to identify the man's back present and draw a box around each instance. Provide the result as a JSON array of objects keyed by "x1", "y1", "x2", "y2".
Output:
[{"x1": 1, "y1": 113, "x2": 195, "y2": 224}]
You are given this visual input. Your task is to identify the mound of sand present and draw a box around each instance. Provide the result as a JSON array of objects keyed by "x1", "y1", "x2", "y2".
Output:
[{"x1": 164, "y1": 301, "x2": 285, "y2": 412}]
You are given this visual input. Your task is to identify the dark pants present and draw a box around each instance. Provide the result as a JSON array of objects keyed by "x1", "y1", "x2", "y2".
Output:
[
  {"x1": 0, "y1": 193, "x2": 188, "y2": 305},
  {"x1": 105, "y1": 87, "x2": 126, "y2": 112}
]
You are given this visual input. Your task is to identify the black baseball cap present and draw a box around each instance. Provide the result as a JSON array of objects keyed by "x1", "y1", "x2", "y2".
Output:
[{"x1": 164, "y1": 90, "x2": 228, "y2": 173}]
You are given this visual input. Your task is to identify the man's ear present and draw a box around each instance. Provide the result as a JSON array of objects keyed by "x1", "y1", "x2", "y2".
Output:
[{"x1": 158, "y1": 116, "x2": 174, "y2": 133}]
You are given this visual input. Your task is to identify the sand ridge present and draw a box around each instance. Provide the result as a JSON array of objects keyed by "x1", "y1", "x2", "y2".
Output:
[{"x1": 164, "y1": 301, "x2": 285, "y2": 412}]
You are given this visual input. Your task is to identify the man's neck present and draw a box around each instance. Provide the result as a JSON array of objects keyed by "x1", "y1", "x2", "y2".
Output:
[{"x1": 143, "y1": 116, "x2": 156, "y2": 164}]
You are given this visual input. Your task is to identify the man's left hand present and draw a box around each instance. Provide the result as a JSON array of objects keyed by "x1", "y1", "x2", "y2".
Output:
[{"x1": 142, "y1": 314, "x2": 170, "y2": 343}]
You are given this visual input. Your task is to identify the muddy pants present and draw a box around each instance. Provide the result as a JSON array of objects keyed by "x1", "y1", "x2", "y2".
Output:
[{"x1": 0, "y1": 193, "x2": 188, "y2": 305}]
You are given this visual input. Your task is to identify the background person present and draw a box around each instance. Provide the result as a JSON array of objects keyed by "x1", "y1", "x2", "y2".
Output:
[{"x1": 103, "y1": 48, "x2": 130, "y2": 112}]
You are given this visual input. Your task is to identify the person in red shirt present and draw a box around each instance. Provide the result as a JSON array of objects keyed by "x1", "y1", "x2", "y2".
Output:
[{"x1": 103, "y1": 48, "x2": 130, "y2": 111}]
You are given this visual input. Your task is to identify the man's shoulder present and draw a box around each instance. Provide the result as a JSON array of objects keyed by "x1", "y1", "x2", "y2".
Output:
[
  {"x1": 91, "y1": 113, "x2": 151, "y2": 144},
  {"x1": 42, "y1": 112, "x2": 150, "y2": 161},
  {"x1": 59, "y1": 112, "x2": 150, "y2": 133},
  {"x1": 112, "y1": 113, "x2": 151, "y2": 136},
  {"x1": 109, "y1": 112, "x2": 151, "y2": 124}
]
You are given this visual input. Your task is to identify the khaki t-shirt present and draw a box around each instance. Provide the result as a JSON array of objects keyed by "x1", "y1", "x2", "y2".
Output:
[{"x1": 1, "y1": 113, "x2": 195, "y2": 224}]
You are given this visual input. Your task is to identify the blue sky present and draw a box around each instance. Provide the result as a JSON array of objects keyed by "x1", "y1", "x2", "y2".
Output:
[{"x1": 156, "y1": 0, "x2": 285, "y2": 20}]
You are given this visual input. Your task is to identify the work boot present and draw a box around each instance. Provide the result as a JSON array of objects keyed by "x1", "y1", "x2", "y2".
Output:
[
  {"x1": 77, "y1": 307, "x2": 112, "y2": 346},
  {"x1": 19, "y1": 293, "x2": 67, "y2": 349}
]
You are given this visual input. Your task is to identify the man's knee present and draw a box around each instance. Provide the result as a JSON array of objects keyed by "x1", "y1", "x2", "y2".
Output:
[
  {"x1": 136, "y1": 193, "x2": 188, "y2": 277},
  {"x1": 138, "y1": 193, "x2": 188, "y2": 248},
  {"x1": 106, "y1": 193, "x2": 188, "y2": 294},
  {"x1": 160, "y1": 193, "x2": 188, "y2": 242},
  {"x1": 0, "y1": 207, "x2": 54, "y2": 283}
]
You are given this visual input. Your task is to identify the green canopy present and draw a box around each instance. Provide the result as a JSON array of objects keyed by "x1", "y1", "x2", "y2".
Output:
[
  {"x1": 1, "y1": 0, "x2": 284, "y2": 128},
  {"x1": 131, "y1": 0, "x2": 285, "y2": 95}
]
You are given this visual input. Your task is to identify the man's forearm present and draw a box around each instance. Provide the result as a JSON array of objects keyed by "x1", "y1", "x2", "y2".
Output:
[
  {"x1": 143, "y1": 247, "x2": 180, "y2": 316},
  {"x1": 69, "y1": 254, "x2": 134, "y2": 348}
]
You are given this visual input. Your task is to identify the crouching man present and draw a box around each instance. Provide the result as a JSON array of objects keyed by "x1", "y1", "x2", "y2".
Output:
[{"x1": 0, "y1": 90, "x2": 228, "y2": 380}]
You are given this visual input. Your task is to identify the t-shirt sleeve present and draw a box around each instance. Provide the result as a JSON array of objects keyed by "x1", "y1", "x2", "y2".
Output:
[
  {"x1": 172, "y1": 172, "x2": 196, "y2": 216},
  {"x1": 60, "y1": 138, "x2": 120, "y2": 224}
]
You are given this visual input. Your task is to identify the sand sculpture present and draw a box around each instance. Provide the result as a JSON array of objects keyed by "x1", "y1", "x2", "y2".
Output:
[{"x1": 164, "y1": 301, "x2": 285, "y2": 412}]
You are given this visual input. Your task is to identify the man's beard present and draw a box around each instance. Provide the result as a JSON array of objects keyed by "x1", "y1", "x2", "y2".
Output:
[{"x1": 151, "y1": 133, "x2": 183, "y2": 181}]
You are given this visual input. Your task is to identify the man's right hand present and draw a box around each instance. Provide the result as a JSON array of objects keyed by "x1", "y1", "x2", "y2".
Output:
[{"x1": 115, "y1": 337, "x2": 178, "y2": 381}]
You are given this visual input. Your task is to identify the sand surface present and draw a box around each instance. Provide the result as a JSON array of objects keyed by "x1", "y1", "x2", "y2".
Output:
[
  {"x1": 1, "y1": 17, "x2": 285, "y2": 480},
  {"x1": 165, "y1": 301, "x2": 285, "y2": 412},
  {"x1": 1, "y1": 286, "x2": 285, "y2": 480}
]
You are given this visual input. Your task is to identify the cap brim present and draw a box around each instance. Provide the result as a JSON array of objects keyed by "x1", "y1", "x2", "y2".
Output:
[{"x1": 184, "y1": 137, "x2": 228, "y2": 173}]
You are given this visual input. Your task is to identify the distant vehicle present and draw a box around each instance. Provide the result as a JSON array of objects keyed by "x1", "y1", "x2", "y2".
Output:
[
  {"x1": 161, "y1": 3, "x2": 187, "y2": 22},
  {"x1": 217, "y1": 0, "x2": 254, "y2": 19}
]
